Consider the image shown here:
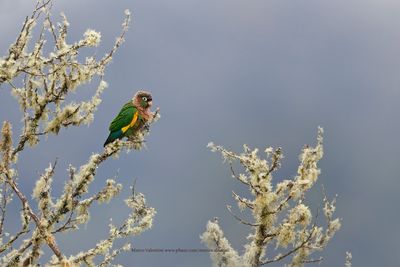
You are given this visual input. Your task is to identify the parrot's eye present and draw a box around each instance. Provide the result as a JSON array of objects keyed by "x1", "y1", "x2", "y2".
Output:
[{"x1": 142, "y1": 96, "x2": 148, "y2": 102}]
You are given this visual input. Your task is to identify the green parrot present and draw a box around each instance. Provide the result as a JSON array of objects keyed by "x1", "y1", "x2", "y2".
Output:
[{"x1": 104, "y1": 91, "x2": 154, "y2": 147}]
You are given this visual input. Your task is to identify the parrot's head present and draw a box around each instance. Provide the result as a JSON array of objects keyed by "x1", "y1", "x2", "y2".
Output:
[{"x1": 133, "y1": 91, "x2": 153, "y2": 109}]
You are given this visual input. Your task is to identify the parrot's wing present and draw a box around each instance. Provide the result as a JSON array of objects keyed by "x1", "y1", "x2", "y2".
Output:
[{"x1": 109, "y1": 103, "x2": 138, "y2": 132}]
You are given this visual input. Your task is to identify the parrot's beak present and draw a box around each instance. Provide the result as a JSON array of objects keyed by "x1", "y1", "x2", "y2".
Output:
[{"x1": 148, "y1": 101, "x2": 153, "y2": 107}]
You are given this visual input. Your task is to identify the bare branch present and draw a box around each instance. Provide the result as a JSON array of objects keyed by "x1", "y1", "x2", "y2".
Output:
[{"x1": 226, "y1": 205, "x2": 259, "y2": 227}]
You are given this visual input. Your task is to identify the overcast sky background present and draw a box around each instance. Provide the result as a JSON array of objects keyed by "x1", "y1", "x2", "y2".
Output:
[{"x1": 1, "y1": 0, "x2": 399, "y2": 266}]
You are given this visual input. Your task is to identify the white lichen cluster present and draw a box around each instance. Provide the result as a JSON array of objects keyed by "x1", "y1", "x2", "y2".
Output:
[
  {"x1": 200, "y1": 218, "x2": 241, "y2": 266},
  {"x1": 0, "y1": 1, "x2": 158, "y2": 266},
  {"x1": 345, "y1": 251, "x2": 352, "y2": 267},
  {"x1": 84, "y1": 29, "x2": 102, "y2": 47},
  {"x1": 202, "y1": 128, "x2": 343, "y2": 267}
]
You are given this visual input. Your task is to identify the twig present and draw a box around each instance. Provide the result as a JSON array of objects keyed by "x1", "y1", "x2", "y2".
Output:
[
  {"x1": 232, "y1": 191, "x2": 254, "y2": 210},
  {"x1": 260, "y1": 226, "x2": 317, "y2": 265},
  {"x1": 226, "y1": 205, "x2": 259, "y2": 227},
  {"x1": 0, "y1": 182, "x2": 8, "y2": 236},
  {"x1": 5, "y1": 174, "x2": 64, "y2": 260}
]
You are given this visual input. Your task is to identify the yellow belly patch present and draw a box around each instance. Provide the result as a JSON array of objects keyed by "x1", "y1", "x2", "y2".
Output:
[{"x1": 121, "y1": 112, "x2": 138, "y2": 133}]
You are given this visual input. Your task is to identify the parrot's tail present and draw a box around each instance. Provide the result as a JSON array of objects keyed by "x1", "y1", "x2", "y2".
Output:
[
  {"x1": 103, "y1": 135, "x2": 114, "y2": 147},
  {"x1": 103, "y1": 131, "x2": 122, "y2": 147}
]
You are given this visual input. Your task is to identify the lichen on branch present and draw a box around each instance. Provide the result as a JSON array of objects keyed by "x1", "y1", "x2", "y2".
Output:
[
  {"x1": 202, "y1": 128, "x2": 342, "y2": 267},
  {"x1": 0, "y1": 1, "x2": 157, "y2": 266}
]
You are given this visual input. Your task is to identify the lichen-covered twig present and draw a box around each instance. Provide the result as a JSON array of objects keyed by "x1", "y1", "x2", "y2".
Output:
[
  {"x1": 0, "y1": 1, "x2": 157, "y2": 265},
  {"x1": 202, "y1": 128, "x2": 342, "y2": 267},
  {"x1": 66, "y1": 186, "x2": 156, "y2": 266}
]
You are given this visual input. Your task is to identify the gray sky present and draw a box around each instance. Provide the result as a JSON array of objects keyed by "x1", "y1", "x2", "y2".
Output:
[{"x1": 1, "y1": 0, "x2": 400, "y2": 266}]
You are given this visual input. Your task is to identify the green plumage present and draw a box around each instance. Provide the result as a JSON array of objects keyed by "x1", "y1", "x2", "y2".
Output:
[
  {"x1": 109, "y1": 102, "x2": 137, "y2": 132},
  {"x1": 104, "y1": 102, "x2": 140, "y2": 146},
  {"x1": 104, "y1": 90, "x2": 153, "y2": 147}
]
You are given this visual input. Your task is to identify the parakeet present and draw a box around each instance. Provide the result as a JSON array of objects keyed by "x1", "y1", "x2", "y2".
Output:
[{"x1": 103, "y1": 91, "x2": 154, "y2": 147}]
